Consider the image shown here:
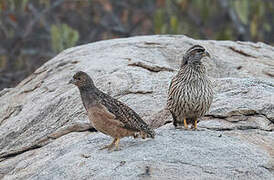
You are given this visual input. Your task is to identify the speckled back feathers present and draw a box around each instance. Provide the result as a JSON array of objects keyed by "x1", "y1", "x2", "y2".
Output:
[{"x1": 71, "y1": 71, "x2": 155, "y2": 138}]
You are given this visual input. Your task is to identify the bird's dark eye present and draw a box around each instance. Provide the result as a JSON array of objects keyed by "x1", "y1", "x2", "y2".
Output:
[{"x1": 77, "y1": 77, "x2": 81, "y2": 80}]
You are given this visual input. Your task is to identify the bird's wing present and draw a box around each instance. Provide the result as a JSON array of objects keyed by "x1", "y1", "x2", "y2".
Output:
[
  {"x1": 167, "y1": 76, "x2": 180, "y2": 109},
  {"x1": 88, "y1": 103, "x2": 124, "y2": 127},
  {"x1": 99, "y1": 92, "x2": 150, "y2": 132}
]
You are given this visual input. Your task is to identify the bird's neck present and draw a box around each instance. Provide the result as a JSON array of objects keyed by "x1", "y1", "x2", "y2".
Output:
[
  {"x1": 178, "y1": 64, "x2": 206, "y2": 80},
  {"x1": 78, "y1": 85, "x2": 100, "y2": 108},
  {"x1": 79, "y1": 84, "x2": 96, "y2": 92}
]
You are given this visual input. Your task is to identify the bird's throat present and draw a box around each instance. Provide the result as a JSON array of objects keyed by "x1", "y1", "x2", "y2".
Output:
[{"x1": 78, "y1": 85, "x2": 100, "y2": 108}]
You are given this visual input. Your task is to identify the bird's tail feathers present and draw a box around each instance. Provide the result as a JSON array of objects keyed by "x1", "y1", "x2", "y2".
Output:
[{"x1": 143, "y1": 127, "x2": 155, "y2": 139}]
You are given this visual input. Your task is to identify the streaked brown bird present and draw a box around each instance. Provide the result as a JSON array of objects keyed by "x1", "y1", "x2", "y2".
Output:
[
  {"x1": 69, "y1": 71, "x2": 155, "y2": 151},
  {"x1": 167, "y1": 45, "x2": 213, "y2": 130}
]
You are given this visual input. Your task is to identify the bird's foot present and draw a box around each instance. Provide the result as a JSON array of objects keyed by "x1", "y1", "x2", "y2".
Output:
[
  {"x1": 108, "y1": 138, "x2": 121, "y2": 152},
  {"x1": 99, "y1": 144, "x2": 115, "y2": 151},
  {"x1": 99, "y1": 139, "x2": 116, "y2": 151},
  {"x1": 106, "y1": 147, "x2": 121, "y2": 152},
  {"x1": 190, "y1": 127, "x2": 204, "y2": 131}
]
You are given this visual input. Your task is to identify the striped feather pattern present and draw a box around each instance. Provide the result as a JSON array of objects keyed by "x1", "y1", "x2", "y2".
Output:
[{"x1": 167, "y1": 45, "x2": 213, "y2": 126}]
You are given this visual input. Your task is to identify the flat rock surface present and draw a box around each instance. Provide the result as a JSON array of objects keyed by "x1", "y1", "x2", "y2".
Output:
[
  {"x1": 1, "y1": 125, "x2": 272, "y2": 180},
  {"x1": 0, "y1": 35, "x2": 273, "y2": 179}
]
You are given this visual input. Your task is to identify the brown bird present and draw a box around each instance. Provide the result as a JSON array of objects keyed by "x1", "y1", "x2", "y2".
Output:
[
  {"x1": 167, "y1": 45, "x2": 213, "y2": 130},
  {"x1": 69, "y1": 71, "x2": 155, "y2": 151}
]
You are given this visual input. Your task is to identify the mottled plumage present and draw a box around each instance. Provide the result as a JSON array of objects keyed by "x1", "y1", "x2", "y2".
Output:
[
  {"x1": 69, "y1": 71, "x2": 155, "y2": 151},
  {"x1": 167, "y1": 45, "x2": 213, "y2": 129}
]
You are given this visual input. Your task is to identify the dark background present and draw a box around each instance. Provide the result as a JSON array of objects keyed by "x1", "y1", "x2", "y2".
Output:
[{"x1": 0, "y1": 0, "x2": 273, "y2": 90}]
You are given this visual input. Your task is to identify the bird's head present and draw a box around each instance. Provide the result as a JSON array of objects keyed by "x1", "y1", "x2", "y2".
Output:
[
  {"x1": 69, "y1": 71, "x2": 95, "y2": 89},
  {"x1": 181, "y1": 45, "x2": 210, "y2": 67}
]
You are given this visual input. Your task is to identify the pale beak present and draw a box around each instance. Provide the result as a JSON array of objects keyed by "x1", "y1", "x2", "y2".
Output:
[
  {"x1": 68, "y1": 78, "x2": 76, "y2": 85},
  {"x1": 203, "y1": 51, "x2": 211, "y2": 58}
]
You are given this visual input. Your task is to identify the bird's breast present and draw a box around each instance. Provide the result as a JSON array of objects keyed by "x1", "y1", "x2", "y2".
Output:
[{"x1": 168, "y1": 77, "x2": 213, "y2": 118}]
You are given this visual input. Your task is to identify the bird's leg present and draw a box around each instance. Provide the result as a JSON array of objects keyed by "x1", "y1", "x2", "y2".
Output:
[
  {"x1": 194, "y1": 119, "x2": 198, "y2": 130},
  {"x1": 114, "y1": 138, "x2": 120, "y2": 151},
  {"x1": 190, "y1": 119, "x2": 199, "y2": 131},
  {"x1": 100, "y1": 138, "x2": 116, "y2": 150},
  {"x1": 184, "y1": 118, "x2": 188, "y2": 129}
]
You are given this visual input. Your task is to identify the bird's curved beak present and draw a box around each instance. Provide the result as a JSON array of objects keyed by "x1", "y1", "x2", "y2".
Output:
[
  {"x1": 68, "y1": 78, "x2": 76, "y2": 85},
  {"x1": 202, "y1": 51, "x2": 211, "y2": 58}
]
